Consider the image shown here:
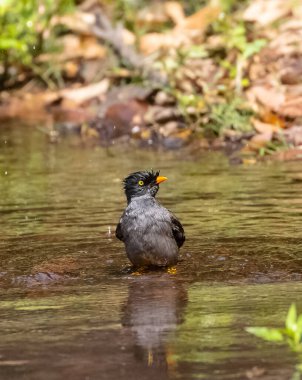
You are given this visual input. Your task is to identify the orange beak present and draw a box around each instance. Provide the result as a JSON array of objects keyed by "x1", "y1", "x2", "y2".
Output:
[{"x1": 156, "y1": 176, "x2": 168, "y2": 184}]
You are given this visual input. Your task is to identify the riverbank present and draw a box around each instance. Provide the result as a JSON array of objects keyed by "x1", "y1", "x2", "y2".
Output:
[{"x1": 1, "y1": 0, "x2": 302, "y2": 161}]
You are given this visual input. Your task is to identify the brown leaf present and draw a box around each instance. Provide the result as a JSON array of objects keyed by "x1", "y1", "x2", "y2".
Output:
[
  {"x1": 159, "y1": 121, "x2": 185, "y2": 137},
  {"x1": 147, "y1": 106, "x2": 182, "y2": 124},
  {"x1": 53, "y1": 11, "x2": 96, "y2": 35},
  {"x1": 38, "y1": 35, "x2": 107, "y2": 62},
  {"x1": 80, "y1": 36, "x2": 107, "y2": 59},
  {"x1": 63, "y1": 61, "x2": 79, "y2": 79},
  {"x1": 140, "y1": 5, "x2": 220, "y2": 55},
  {"x1": 121, "y1": 29, "x2": 136, "y2": 45},
  {"x1": 0, "y1": 91, "x2": 58, "y2": 121},
  {"x1": 164, "y1": 1, "x2": 185, "y2": 25},
  {"x1": 50, "y1": 101, "x2": 95, "y2": 124},
  {"x1": 243, "y1": 0, "x2": 291, "y2": 26},
  {"x1": 262, "y1": 112, "x2": 286, "y2": 128},
  {"x1": 178, "y1": 6, "x2": 221, "y2": 31},
  {"x1": 251, "y1": 86, "x2": 285, "y2": 111},
  {"x1": 252, "y1": 119, "x2": 280, "y2": 134},
  {"x1": 279, "y1": 97, "x2": 302, "y2": 117},
  {"x1": 137, "y1": 3, "x2": 170, "y2": 27},
  {"x1": 247, "y1": 131, "x2": 273, "y2": 150},
  {"x1": 140, "y1": 32, "x2": 190, "y2": 55},
  {"x1": 269, "y1": 30, "x2": 302, "y2": 56},
  {"x1": 283, "y1": 125, "x2": 302, "y2": 146},
  {"x1": 60, "y1": 79, "x2": 109, "y2": 105},
  {"x1": 269, "y1": 148, "x2": 302, "y2": 161}
]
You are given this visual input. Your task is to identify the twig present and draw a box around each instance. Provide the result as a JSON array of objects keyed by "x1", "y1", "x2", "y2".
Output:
[
  {"x1": 91, "y1": 11, "x2": 167, "y2": 86},
  {"x1": 235, "y1": 56, "x2": 243, "y2": 95}
]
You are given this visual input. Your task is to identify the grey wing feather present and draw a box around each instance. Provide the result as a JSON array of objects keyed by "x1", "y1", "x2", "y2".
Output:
[
  {"x1": 170, "y1": 214, "x2": 185, "y2": 248},
  {"x1": 115, "y1": 222, "x2": 124, "y2": 241}
]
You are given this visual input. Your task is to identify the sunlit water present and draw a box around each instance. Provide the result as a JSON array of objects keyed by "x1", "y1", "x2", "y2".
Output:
[{"x1": 1, "y1": 125, "x2": 302, "y2": 379}]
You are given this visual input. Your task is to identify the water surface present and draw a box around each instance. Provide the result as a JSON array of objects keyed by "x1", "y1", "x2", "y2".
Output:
[{"x1": 1, "y1": 125, "x2": 302, "y2": 379}]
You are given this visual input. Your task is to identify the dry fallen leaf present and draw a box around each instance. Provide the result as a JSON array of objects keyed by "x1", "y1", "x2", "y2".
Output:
[
  {"x1": 283, "y1": 126, "x2": 302, "y2": 146},
  {"x1": 52, "y1": 11, "x2": 96, "y2": 35},
  {"x1": 38, "y1": 34, "x2": 107, "y2": 62},
  {"x1": 269, "y1": 148, "x2": 302, "y2": 161},
  {"x1": 250, "y1": 86, "x2": 285, "y2": 112},
  {"x1": 63, "y1": 61, "x2": 79, "y2": 79},
  {"x1": 177, "y1": 6, "x2": 221, "y2": 31},
  {"x1": 140, "y1": 32, "x2": 190, "y2": 55},
  {"x1": 164, "y1": 1, "x2": 185, "y2": 25},
  {"x1": 252, "y1": 119, "x2": 281, "y2": 134},
  {"x1": 0, "y1": 91, "x2": 58, "y2": 121},
  {"x1": 243, "y1": 0, "x2": 291, "y2": 26},
  {"x1": 137, "y1": 3, "x2": 170, "y2": 28},
  {"x1": 262, "y1": 112, "x2": 285, "y2": 128},
  {"x1": 122, "y1": 28, "x2": 136, "y2": 45},
  {"x1": 140, "y1": 5, "x2": 221, "y2": 55},
  {"x1": 279, "y1": 96, "x2": 302, "y2": 117},
  {"x1": 60, "y1": 79, "x2": 110, "y2": 104},
  {"x1": 247, "y1": 130, "x2": 273, "y2": 150}
]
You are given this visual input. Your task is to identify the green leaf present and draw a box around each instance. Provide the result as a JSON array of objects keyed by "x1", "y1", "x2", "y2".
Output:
[
  {"x1": 243, "y1": 39, "x2": 267, "y2": 59},
  {"x1": 297, "y1": 315, "x2": 302, "y2": 331},
  {"x1": 0, "y1": 38, "x2": 27, "y2": 50},
  {"x1": 286, "y1": 304, "x2": 298, "y2": 332},
  {"x1": 246, "y1": 327, "x2": 284, "y2": 342},
  {"x1": 184, "y1": 45, "x2": 208, "y2": 59}
]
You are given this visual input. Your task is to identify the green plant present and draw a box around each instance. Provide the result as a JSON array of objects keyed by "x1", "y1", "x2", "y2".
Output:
[
  {"x1": 247, "y1": 304, "x2": 302, "y2": 351},
  {"x1": 214, "y1": 18, "x2": 266, "y2": 94},
  {"x1": 206, "y1": 98, "x2": 253, "y2": 135},
  {"x1": 247, "y1": 304, "x2": 302, "y2": 379},
  {"x1": 0, "y1": 0, "x2": 74, "y2": 87},
  {"x1": 223, "y1": 23, "x2": 266, "y2": 60},
  {"x1": 258, "y1": 134, "x2": 291, "y2": 156},
  {"x1": 181, "y1": 0, "x2": 249, "y2": 15}
]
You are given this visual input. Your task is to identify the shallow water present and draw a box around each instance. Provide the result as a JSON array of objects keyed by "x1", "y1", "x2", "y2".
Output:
[{"x1": 1, "y1": 124, "x2": 302, "y2": 379}]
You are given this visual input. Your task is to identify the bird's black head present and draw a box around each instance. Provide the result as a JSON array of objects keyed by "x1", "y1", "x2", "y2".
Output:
[{"x1": 123, "y1": 170, "x2": 167, "y2": 203}]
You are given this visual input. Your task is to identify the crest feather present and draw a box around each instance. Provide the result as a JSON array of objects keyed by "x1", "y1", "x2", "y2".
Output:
[{"x1": 123, "y1": 169, "x2": 160, "y2": 189}]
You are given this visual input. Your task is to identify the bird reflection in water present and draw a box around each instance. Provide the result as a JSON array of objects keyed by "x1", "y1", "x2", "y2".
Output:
[{"x1": 121, "y1": 272, "x2": 187, "y2": 375}]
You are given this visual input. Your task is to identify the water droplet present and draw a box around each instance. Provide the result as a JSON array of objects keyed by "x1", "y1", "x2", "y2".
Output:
[{"x1": 131, "y1": 126, "x2": 140, "y2": 134}]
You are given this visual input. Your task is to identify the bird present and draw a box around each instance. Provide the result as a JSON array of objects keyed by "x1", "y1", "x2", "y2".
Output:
[{"x1": 115, "y1": 170, "x2": 185, "y2": 267}]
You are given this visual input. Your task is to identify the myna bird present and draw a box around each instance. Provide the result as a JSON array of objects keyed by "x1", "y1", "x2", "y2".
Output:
[{"x1": 116, "y1": 170, "x2": 185, "y2": 267}]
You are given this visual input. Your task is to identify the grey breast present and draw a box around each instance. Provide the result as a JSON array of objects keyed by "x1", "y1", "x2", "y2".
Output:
[{"x1": 120, "y1": 195, "x2": 179, "y2": 266}]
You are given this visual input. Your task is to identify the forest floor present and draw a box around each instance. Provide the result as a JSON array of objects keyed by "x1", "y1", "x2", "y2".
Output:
[{"x1": 1, "y1": 0, "x2": 302, "y2": 162}]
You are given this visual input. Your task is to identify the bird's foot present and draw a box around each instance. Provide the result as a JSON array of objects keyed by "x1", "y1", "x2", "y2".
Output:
[
  {"x1": 167, "y1": 266, "x2": 177, "y2": 275},
  {"x1": 131, "y1": 267, "x2": 148, "y2": 276}
]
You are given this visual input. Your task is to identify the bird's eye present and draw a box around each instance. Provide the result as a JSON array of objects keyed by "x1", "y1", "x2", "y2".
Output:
[{"x1": 138, "y1": 180, "x2": 144, "y2": 186}]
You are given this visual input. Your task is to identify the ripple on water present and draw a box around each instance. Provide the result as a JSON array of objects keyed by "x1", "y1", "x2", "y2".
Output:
[{"x1": 1, "y1": 124, "x2": 301, "y2": 379}]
